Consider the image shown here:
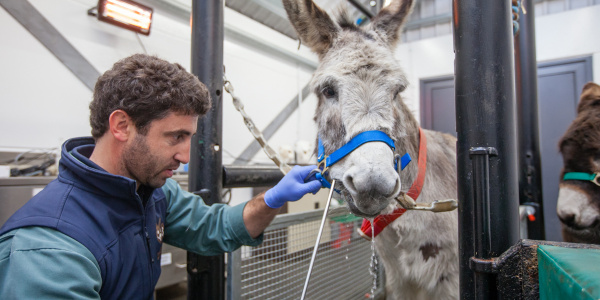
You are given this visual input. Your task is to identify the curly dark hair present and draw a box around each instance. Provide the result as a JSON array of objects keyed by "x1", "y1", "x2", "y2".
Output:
[{"x1": 90, "y1": 54, "x2": 211, "y2": 139}]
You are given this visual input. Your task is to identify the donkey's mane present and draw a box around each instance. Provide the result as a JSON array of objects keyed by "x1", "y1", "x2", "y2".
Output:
[
  {"x1": 335, "y1": 6, "x2": 378, "y2": 40},
  {"x1": 560, "y1": 85, "x2": 600, "y2": 152},
  {"x1": 336, "y1": 8, "x2": 359, "y2": 30}
]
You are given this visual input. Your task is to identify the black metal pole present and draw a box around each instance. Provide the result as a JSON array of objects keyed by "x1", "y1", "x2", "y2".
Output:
[
  {"x1": 515, "y1": 0, "x2": 545, "y2": 240},
  {"x1": 347, "y1": 0, "x2": 374, "y2": 18},
  {"x1": 453, "y1": 0, "x2": 521, "y2": 299},
  {"x1": 188, "y1": 0, "x2": 225, "y2": 299},
  {"x1": 222, "y1": 165, "x2": 283, "y2": 188}
]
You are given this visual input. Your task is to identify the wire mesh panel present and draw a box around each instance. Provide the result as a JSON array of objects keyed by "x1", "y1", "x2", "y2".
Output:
[{"x1": 228, "y1": 207, "x2": 385, "y2": 300}]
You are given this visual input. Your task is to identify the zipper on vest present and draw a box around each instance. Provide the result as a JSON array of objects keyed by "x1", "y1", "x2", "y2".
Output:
[
  {"x1": 138, "y1": 193, "x2": 154, "y2": 297},
  {"x1": 142, "y1": 229, "x2": 153, "y2": 298},
  {"x1": 145, "y1": 231, "x2": 154, "y2": 262}
]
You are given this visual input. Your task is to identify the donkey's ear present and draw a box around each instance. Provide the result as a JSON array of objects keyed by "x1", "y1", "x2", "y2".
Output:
[
  {"x1": 283, "y1": 0, "x2": 339, "y2": 56},
  {"x1": 577, "y1": 82, "x2": 600, "y2": 113},
  {"x1": 370, "y1": 0, "x2": 414, "y2": 46}
]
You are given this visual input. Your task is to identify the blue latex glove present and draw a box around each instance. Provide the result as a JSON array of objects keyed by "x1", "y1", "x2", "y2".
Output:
[{"x1": 264, "y1": 165, "x2": 322, "y2": 209}]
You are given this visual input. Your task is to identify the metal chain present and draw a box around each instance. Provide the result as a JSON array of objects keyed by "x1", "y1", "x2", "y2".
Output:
[
  {"x1": 223, "y1": 73, "x2": 292, "y2": 175},
  {"x1": 512, "y1": 0, "x2": 522, "y2": 35}
]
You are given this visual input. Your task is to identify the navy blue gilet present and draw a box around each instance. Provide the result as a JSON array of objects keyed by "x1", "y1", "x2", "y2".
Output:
[{"x1": 0, "y1": 137, "x2": 167, "y2": 299}]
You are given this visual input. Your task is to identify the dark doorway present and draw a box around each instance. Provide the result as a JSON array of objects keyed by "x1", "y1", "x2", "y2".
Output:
[
  {"x1": 537, "y1": 56, "x2": 593, "y2": 241},
  {"x1": 420, "y1": 76, "x2": 457, "y2": 137}
]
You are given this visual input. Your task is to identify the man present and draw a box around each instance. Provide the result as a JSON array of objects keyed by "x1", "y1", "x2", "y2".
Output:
[{"x1": 0, "y1": 54, "x2": 322, "y2": 299}]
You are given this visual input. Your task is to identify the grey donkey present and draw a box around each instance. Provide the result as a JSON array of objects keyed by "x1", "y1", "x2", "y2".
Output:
[{"x1": 282, "y1": 0, "x2": 459, "y2": 298}]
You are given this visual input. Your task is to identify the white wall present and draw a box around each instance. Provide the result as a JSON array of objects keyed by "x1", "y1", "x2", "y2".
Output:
[
  {"x1": 395, "y1": 4, "x2": 600, "y2": 115},
  {"x1": 395, "y1": 34, "x2": 455, "y2": 118},
  {"x1": 0, "y1": 1, "x2": 92, "y2": 152},
  {"x1": 535, "y1": 4, "x2": 600, "y2": 78},
  {"x1": 221, "y1": 8, "x2": 318, "y2": 166},
  {"x1": 0, "y1": 0, "x2": 191, "y2": 152}
]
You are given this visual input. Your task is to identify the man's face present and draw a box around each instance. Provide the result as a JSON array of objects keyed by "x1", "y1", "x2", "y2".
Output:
[{"x1": 122, "y1": 112, "x2": 198, "y2": 188}]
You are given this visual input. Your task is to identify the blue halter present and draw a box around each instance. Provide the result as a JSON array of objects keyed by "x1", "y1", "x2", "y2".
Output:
[{"x1": 316, "y1": 130, "x2": 412, "y2": 189}]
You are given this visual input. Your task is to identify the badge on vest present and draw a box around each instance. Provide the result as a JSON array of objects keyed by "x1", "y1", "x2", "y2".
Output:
[{"x1": 156, "y1": 218, "x2": 164, "y2": 243}]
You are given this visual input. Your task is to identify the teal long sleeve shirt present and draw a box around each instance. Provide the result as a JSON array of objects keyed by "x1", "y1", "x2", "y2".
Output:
[{"x1": 0, "y1": 178, "x2": 262, "y2": 299}]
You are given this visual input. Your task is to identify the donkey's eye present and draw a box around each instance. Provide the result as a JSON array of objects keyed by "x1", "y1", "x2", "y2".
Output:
[{"x1": 321, "y1": 86, "x2": 337, "y2": 98}]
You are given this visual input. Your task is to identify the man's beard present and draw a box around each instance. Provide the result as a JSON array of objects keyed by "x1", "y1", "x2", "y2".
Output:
[{"x1": 123, "y1": 134, "x2": 169, "y2": 188}]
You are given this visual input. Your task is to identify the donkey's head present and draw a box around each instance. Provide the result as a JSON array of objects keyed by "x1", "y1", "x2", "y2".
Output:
[
  {"x1": 283, "y1": 0, "x2": 416, "y2": 217},
  {"x1": 557, "y1": 82, "x2": 600, "y2": 244}
]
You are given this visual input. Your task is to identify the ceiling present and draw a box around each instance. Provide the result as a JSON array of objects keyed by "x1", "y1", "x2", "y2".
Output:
[
  {"x1": 225, "y1": 0, "x2": 381, "y2": 39},
  {"x1": 156, "y1": 0, "x2": 382, "y2": 40},
  {"x1": 144, "y1": 0, "x2": 556, "y2": 43}
]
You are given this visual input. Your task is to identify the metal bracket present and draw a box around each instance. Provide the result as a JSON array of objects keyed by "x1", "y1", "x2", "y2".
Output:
[
  {"x1": 469, "y1": 146, "x2": 499, "y2": 269},
  {"x1": 469, "y1": 147, "x2": 498, "y2": 158},
  {"x1": 469, "y1": 256, "x2": 500, "y2": 274},
  {"x1": 469, "y1": 241, "x2": 522, "y2": 275}
]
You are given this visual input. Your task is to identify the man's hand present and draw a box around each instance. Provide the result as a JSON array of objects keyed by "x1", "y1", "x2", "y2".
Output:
[
  {"x1": 264, "y1": 165, "x2": 322, "y2": 209},
  {"x1": 244, "y1": 165, "x2": 322, "y2": 238}
]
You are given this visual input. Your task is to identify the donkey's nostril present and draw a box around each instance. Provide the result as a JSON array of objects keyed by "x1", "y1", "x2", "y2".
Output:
[
  {"x1": 344, "y1": 173, "x2": 357, "y2": 193},
  {"x1": 559, "y1": 213, "x2": 575, "y2": 227}
]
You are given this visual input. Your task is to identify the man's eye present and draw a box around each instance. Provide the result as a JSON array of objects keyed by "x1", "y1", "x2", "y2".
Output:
[{"x1": 321, "y1": 86, "x2": 336, "y2": 98}]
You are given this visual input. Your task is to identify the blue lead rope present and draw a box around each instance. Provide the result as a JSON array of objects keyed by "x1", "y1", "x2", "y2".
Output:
[{"x1": 316, "y1": 130, "x2": 412, "y2": 189}]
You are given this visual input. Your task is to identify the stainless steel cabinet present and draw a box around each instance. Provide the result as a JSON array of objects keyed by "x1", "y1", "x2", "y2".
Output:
[{"x1": 0, "y1": 177, "x2": 55, "y2": 226}]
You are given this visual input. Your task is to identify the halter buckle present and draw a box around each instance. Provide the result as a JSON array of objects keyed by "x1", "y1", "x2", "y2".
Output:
[
  {"x1": 317, "y1": 159, "x2": 329, "y2": 173},
  {"x1": 593, "y1": 173, "x2": 600, "y2": 186},
  {"x1": 395, "y1": 193, "x2": 416, "y2": 209}
]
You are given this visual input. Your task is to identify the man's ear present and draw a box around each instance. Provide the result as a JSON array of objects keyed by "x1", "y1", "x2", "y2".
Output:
[{"x1": 108, "y1": 110, "x2": 133, "y2": 142}]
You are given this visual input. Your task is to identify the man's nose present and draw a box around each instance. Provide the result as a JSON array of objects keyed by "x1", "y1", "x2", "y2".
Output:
[{"x1": 175, "y1": 144, "x2": 191, "y2": 164}]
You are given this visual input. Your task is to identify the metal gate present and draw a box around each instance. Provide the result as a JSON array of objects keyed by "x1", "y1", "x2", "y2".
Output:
[{"x1": 227, "y1": 207, "x2": 385, "y2": 299}]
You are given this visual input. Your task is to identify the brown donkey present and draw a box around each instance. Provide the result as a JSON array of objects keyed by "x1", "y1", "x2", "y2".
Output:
[
  {"x1": 557, "y1": 82, "x2": 600, "y2": 244},
  {"x1": 282, "y1": 0, "x2": 459, "y2": 298}
]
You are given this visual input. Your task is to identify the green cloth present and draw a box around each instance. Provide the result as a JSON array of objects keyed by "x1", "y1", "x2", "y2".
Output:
[
  {"x1": 161, "y1": 178, "x2": 263, "y2": 255},
  {"x1": 0, "y1": 178, "x2": 262, "y2": 299},
  {"x1": 563, "y1": 172, "x2": 597, "y2": 181},
  {"x1": 0, "y1": 226, "x2": 102, "y2": 299},
  {"x1": 330, "y1": 214, "x2": 362, "y2": 223},
  {"x1": 538, "y1": 245, "x2": 600, "y2": 300}
]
